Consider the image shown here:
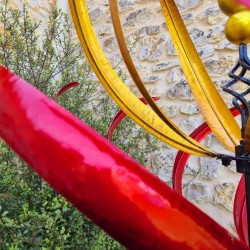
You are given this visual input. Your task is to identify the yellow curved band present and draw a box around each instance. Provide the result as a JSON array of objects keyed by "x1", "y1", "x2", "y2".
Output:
[
  {"x1": 69, "y1": 0, "x2": 217, "y2": 157},
  {"x1": 160, "y1": 0, "x2": 241, "y2": 152}
]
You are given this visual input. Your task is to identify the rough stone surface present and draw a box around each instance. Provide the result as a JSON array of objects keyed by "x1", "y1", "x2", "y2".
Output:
[
  {"x1": 123, "y1": 7, "x2": 152, "y2": 28},
  {"x1": 103, "y1": 37, "x2": 117, "y2": 53},
  {"x1": 142, "y1": 75, "x2": 161, "y2": 84},
  {"x1": 180, "y1": 104, "x2": 200, "y2": 115},
  {"x1": 166, "y1": 80, "x2": 194, "y2": 101},
  {"x1": 189, "y1": 28, "x2": 207, "y2": 46},
  {"x1": 205, "y1": 56, "x2": 235, "y2": 77},
  {"x1": 179, "y1": 117, "x2": 202, "y2": 134},
  {"x1": 166, "y1": 68, "x2": 182, "y2": 84},
  {"x1": 198, "y1": 45, "x2": 214, "y2": 59},
  {"x1": 89, "y1": 8, "x2": 105, "y2": 23},
  {"x1": 207, "y1": 24, "x2": 225, "y2": 43},
  {"x1": 213, "y1": 183, "x2": 235, "y2": 212},
  {"x1": 152, "y1": 61, "x2": 180, "y2": 72},
  {"x1": 175, "y1": 0, "x2": 201, "y2": 11},
  {"x1": 200, "y1": 157, "x2": 222, "y2": 180},
  {"x1": 118, "y1": 0, "x2": 136, "y2": 12},
  {"x1": 147, "y1": 151, "x2": 175, "y2": 185},
  {"x1": 185, "y1": 183, "x2": 210, "y2": 203},
  {"x1": 161, "y1": 105, "x2": 178, "y2": 118}
]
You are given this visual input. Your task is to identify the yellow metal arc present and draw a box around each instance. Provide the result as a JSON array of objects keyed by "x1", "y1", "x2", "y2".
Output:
[
  {"x1": 68, "y1": 0, "x2": 217, "y2": 157},
  {"x1": 160, "y1": 0, "x2": 241, "y2": 152},
  {"x1": 109, "y1": 0, "x2": 212, "y2": 154}
]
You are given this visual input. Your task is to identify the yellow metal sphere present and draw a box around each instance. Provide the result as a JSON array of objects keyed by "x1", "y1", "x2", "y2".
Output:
[
  {"x1": 218, "y1": 0, "x2": 246, "y2": 16},
  {"x1": 225, "y1": 10, "x2": 250, "y2": 45}
]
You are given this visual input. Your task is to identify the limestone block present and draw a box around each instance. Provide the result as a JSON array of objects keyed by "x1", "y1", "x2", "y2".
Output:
[
  {"x1": 181, "y1": 12, "x2": 195, "y2": 25},
  {"x1": 103, "y1": 37, "x2": 117, "y2": 53},
  {"x1": 152, "y1": 61, "x2": 180, "y2": 72},
  {"x1": 89, "y1": 8, "x2": 105, "y2": 23},
  {"x1": 205, "y1": 134, "x2": 226, "y2": 151},
  {"x1": 207, "y1": 24, "x2": 225, "y2": 44},
  {"x1": 180, "y1": 104, "x2": 200, "y2": 115},
  {"x1": 166, "y1": 80, "x2": 194, "y2": 101},
  {"x1": 185, "y1": 183, "x2": 210, "y2": 203},
  {"x1": 175, "y1": 0, "x2": 201, "y2": 11},
  {"x1": 98, "y1": 24, "x2": 113, "y2": 36},
  {"x1": 145, "y1": 25, "x2": 161, "y2": 35},
  {"x1": 146, "y1": 151, "x2": 175, "y2": 184},
  {"x1": 166, "y1": 68, "x2": 183, "y2": 84},
  {"x1": 200, "y1": 157, "x2": 222, "y2": 180},
  {"x1": 204, "y1": 56, "x2": 235, "y2": 77},
  {"x1": 197, "y1": 45, "x2": 214, "y2": 59},
  {"x1": 139, "y1": 38, "x2": 167, "y2": 62},
  {"x1": 161, "y1": 105, "x2": 178, "y2": 118},
  {"x1": 180, "y1": 117, "x2": 202, "y2": 134},
  {"x1": 142, "y1": 75, "x2": 161, "y2": 84},
  {"x1": 112, "y1": 53, "x2": 122, "y2": 67},
  {"x1": 123, "y1": 7, "x2": 152, "y2": 28},
  {"x1": 189, "y1": 28, "x2": 206, "y2": 46},
  {"x1": 199, "y1": 6, "x2": 226, "y2": 25},
  {"x1": 213, "y1": 183, "x2": 235, "y2": 212},
  {"x1": 118, "y1": 0, "x2": 136, "y2": 12},
  {"x1": 132, "y1": 25, "x2": 161, "y2": 39},
  {"x1": 166, "y1": 40, "x2": 177, "y2": 56},
  {"x1": 215, "y1": 41, "x2": 238, "y2": 51},
  {"x1": 139, "y1": 47, "x2": 149, "y2": 61}
]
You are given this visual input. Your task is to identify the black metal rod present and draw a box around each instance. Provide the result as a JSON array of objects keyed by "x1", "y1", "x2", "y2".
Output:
[{"x1": 245, "y1": 173, "x2": 250, "y2": 246}]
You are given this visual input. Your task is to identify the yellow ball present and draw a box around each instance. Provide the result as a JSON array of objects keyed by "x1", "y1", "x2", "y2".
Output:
[
  {"x1": 218, "y1": 0, "x2": 246, "y2": 16},
  {"x1": 225, "y1": 10, "x2": 250, "y2": 45}
]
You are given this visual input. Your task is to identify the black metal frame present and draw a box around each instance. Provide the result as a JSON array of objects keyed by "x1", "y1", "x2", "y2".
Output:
[
  {"x1": 220, "y1": 45, "x2": 250, "y2": 245},
  {"x1": 223, "y1": 45, "x2": 250, "y2": 137}
]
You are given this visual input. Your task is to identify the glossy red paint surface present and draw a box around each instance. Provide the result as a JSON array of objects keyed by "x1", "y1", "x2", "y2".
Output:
[
  {"x1": 0, "y1": 66, "x2": 248, "y2": 249},
  {"x1": 107, "y1": 97, "x2": 160, "y2": 141}
]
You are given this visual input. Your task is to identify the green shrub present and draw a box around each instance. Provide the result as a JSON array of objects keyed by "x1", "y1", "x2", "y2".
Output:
[{"x1": 0, "y1": 1, "x2": 160, "y2": 248}]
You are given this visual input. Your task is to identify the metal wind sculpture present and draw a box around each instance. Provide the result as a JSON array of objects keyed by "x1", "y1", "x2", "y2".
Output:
[{"x1": 0, "y1": 0, "x2": 250, "y2": 249}]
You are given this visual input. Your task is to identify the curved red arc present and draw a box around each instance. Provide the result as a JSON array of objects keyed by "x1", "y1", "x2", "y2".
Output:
[
  {"x1": 107, "y1": 97, "x2": 160, "y2": 141},
  {"x1": 54, "y1": 82, "x2": 80, "y2": 101},
  {"x1": 234, "y1": 176, "x2": 248, "y2": 243},
  {"x1": 173, "y1": 107, "x2": 240, "y2": 193},
  {"x1": 172, "y1": 108, "x2": 250, "y2": 243}
]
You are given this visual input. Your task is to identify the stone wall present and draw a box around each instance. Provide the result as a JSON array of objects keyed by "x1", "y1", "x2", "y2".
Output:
[{"x1": 7, "y1": 0, "x2": 242, "y2": 235}]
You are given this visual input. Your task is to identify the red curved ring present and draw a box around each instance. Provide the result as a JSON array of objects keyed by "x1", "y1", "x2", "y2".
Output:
[
  {"x1": 173, "y1": 107, "x2": 240, "y2": 193},
  {"x1": 234, "y1": 176, "x2": 247, "y2": 243},
  {"x1": 172, "y1": 107, "x2": 248, "y2": 242}
]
